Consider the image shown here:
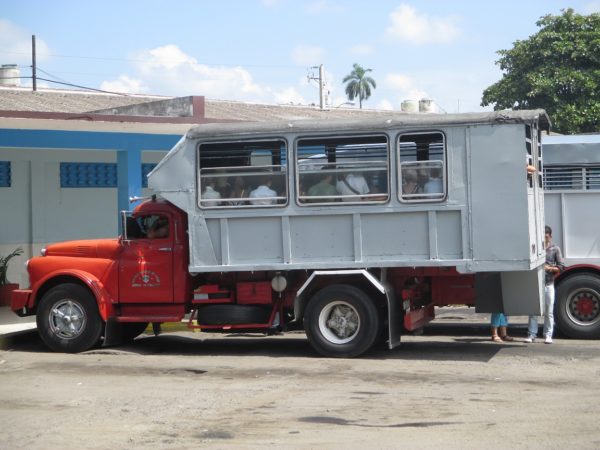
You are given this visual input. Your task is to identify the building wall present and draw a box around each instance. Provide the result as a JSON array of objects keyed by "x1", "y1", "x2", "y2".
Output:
[{"x1": 0, "y1": 147, "x2": 166, "y2": 287}]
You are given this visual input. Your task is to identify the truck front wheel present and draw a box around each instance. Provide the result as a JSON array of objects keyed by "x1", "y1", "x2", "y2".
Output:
[
  {"x1": 555, "y1": 274, "x2": 600, "y2": 339},
  {"x1": 304, "y1": 284, "x2": 380, "y2": 358},
  {"x1": 36, "y1": 283, "x2": 103, "y2": 353}
]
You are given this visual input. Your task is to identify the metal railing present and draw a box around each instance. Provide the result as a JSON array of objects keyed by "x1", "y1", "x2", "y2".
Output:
[{"x1": 543, "y1": 166, "x2": 600, "y2": 190}]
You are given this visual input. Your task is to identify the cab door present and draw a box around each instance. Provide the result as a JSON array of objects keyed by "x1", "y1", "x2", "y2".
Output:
[{"x1": 119, "y1": 213, "x2": 174, "y2": 303}]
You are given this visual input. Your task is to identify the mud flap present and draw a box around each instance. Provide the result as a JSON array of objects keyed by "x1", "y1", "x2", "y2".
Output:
[
  {"x1": 103, "y1": 317, "x2": 123, "y2": 347},
  {"x1": 384, "y1": 283, "x2": 402, "y2": 350}
]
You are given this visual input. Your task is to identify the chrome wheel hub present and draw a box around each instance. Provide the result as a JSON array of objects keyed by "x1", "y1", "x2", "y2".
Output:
[
  {"x1": 318, "y1": 301, "x2": 360, "y2": 344},
  {"x1": 48, "y1": 300, "x2": 86, "y2": 339}
]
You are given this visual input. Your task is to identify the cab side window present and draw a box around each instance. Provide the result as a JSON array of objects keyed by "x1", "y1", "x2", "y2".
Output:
[{"x1": 125, "y1": 215, "x2": 169, "y2": 239}]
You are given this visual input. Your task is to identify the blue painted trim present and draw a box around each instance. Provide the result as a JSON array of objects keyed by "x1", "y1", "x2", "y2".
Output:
[{"x1": 0, "y1": 128, "x2": 182, "y2": 150}]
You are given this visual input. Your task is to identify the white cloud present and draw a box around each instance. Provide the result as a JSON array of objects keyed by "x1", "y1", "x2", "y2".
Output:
[
  {"x1": 100, "y1": 75, "x2": 149, "y2": 94},
  {"x1": 305, "y1": 1, "x2": 343, "y2": 14},
  {"x1": 261, "y1": 0, "x2": 281, "y2": 7},
  {"x1": 376, "y1": 99, "x2": 395, "y2": 110},
  {"x1": 385, "y1": 4, "x2": 461, "y2": 45},
  {"x1": 100, "y1": 44, "x2": 313, "y2": 104},
  {"x1": 382, "y1": 72, "x2": 430, "y2": 108},
  {"x1": 583, "y1": 2, "x2": 600, "y2": 13},
  {"x1": 0, "y1": 19, "x2": 51, "y2": 64},
  {"x1": 117, "y1": 45, "x2": 265, "y2": 98},
  {"x1": 291, "y1": 44, "x2": 325, "y2": 65},
  {"x1": 272, "y1": 87, "x2": 306, "y2": 104},
  {"x1": 384, "y1": 73, "x2": 427, "y2": 99},
  {"x1": 349, "y1": 44, "x2": 374, "y2": 56}
]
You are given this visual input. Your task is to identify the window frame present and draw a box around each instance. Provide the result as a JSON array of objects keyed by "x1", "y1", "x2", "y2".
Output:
[
  {"x1": 397, "y1": 130, "x2": 447, "y2": 203},
  {"x1": 196, "y1": 138, "x2": 289, "y2": 209},
  {"x1": 295, "y1": 133, "x2": 390, "y2": 206}
]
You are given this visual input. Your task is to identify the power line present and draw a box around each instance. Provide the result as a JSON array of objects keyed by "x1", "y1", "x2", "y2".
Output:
[
  {"x1": 0, "y1": 50, "x2": 304, "y2": 69},
  {"x1": 36, "y1": 77, "x2": 131, "y2": 96},
  {"x1": 0, "y1": 75, "x2": 131, "y2": 96}
]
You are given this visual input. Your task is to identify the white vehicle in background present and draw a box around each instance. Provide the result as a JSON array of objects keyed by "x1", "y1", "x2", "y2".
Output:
[{"x1": 543, "y1": 134, "x2": 600, "y2": 338}]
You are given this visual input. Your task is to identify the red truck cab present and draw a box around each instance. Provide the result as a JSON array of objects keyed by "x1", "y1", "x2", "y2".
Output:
[{"x1": 11, "y1": 197, "x2": 192, "y2": 352}]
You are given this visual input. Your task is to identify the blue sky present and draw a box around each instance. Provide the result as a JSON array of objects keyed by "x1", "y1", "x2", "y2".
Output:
[{"x1": 2, "y1": 1, "x2": 599, "y2": 112}]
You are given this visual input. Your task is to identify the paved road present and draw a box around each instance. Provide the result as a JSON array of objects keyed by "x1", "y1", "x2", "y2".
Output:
[{"x1": 2, "y1": 319, "x2": 600, "y2": 449}]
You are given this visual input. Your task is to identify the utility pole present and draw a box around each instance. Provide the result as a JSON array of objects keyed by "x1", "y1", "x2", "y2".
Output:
[
  {"x1": 31, "y1": 35, "x2": 37, "y2": 91},
  {"x1": 307, "y1": 64, "x2": 325, "y2": 109}
]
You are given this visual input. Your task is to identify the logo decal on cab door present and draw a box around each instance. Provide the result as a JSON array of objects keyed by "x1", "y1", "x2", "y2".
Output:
[{"x1": 131, "y1": 271, "x2": 161, "y2": 288}]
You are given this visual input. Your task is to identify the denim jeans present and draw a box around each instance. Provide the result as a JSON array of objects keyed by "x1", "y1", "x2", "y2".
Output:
[
  {"x1": 490, "y1": 313, "x2": 508, "y2": 327},
  {"x1": 528, "y1": 284, "x2": 555, "y2": 338}
]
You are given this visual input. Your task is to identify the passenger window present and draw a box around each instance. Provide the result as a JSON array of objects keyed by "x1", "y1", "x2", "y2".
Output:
[
  {"x1": 398, "y1": 132, "x2": 446, "y2": 202},
  {"x1": 198, "y1": 140, "x2": 287, "y2": 208},
  {"x1": 296, "y1": 135, "x2": 389, "y2": 204},
  {"x1": 125, "y1": 214, "x2": 169, "y2": 239}
]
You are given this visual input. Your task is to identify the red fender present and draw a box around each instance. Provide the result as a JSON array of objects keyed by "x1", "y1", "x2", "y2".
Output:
[{"x1": 31, "y1": 269, "x2": 115, "y2": 321}]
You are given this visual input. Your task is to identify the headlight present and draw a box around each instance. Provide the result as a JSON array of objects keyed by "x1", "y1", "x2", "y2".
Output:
[{"x1": 40, "y1": 247, "x2": 47, "y2": 256}]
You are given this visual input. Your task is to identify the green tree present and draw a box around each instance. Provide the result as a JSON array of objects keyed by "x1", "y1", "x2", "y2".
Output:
[
  {"x1": 343, "y1": 63, "x2": 377, "y2": 109},
  {"x1": 481, "y1": 9, "x2": 600, "y2": 134}
]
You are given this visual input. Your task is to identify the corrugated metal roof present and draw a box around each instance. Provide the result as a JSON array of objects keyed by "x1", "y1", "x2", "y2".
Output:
[
  {"x1": 0, "y1": 87, "x2": 550, "y2": 128},
  {"x1": 0, "y1": 87, "x2": 166, "y2": 113},
  {"x1": 0, "y1": 87, "x2": 412, "y2": 122}
]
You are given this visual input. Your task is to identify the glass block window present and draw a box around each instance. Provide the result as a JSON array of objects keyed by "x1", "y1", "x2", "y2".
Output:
[
  {"x1": 60, "y1": 162, "x2": 118, "y2": 187},
  {"x1": 60, "y1": 162, "x2": 158, "y2": 188},
  {"x1": 0, "y1": 161, "x2": 10, "y2": 187},
  {"x1": 142, "y1": 163, "x2": 157, "y2": 188}
]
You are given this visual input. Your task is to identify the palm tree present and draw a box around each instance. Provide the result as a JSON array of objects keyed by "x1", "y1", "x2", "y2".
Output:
[{"x1": 343, "y1": 63, "x2": 377, "y2": 109}]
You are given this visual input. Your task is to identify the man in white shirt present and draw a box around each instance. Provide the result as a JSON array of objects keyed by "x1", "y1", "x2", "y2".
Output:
[
  {"x1": 249, "y1": 176, "x2": 277, "y2": 205},
  {"x1": 336, "y1": 172, "x2": 369, "y2": 202},
  {"x1": 202, "y1": 181, "x2": 222, "y2": 206}
]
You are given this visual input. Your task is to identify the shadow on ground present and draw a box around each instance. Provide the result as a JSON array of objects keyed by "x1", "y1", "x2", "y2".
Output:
[{"x1": 0, "y1": 326, "x2": 512, "y2": 363}]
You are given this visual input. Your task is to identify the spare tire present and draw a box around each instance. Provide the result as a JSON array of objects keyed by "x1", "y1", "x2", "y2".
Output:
[{"x1": 197, "y1": 305, "x2": 270, "y2": 325}]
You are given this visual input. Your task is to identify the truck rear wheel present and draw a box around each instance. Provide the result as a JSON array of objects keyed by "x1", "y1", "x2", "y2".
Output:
[
  {"x1": 304, "y1": 284, "x2": 380, "y2": 358},
  {"x1": 555, "y1": 274, "x2": 600, "y2": 339},
  {"x1": 36, "y1": 283, "x2": 103, "y2": 353}
]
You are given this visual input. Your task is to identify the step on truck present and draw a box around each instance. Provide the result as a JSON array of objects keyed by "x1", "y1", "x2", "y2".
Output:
[{"x1": 11, "y1": 110, "x2": 549, "y2": 357}]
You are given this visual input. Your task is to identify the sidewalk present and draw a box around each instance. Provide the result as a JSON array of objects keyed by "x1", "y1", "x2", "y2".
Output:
[{"x1": 0, "y1": 306, "x2": 36, "y2": 336}]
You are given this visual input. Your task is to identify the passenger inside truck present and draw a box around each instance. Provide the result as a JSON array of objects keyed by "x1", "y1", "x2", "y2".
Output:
[{"x1": 147, "y1": 217, "x2": 169, "y2": 239}]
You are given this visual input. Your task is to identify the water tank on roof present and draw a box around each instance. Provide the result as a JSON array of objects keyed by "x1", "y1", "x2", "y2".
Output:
[
  {"x1": 419, "y1": 98, "x2": 435, "y2": 113},
  {"x1": 0, "y1": 64, "x2": 20, "y2": 87},
  {"x1": 401, "y1": 99, "x2": 418, "y2": 113}
]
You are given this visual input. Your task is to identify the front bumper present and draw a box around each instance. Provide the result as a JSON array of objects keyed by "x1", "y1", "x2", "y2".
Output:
[{"x1": 11, "y1": 289, "x2": 33, "y2": 316}]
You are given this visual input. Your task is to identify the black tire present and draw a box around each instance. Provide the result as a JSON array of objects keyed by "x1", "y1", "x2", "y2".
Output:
[
  {"x1": 555, "y1": 273, "x2": 600, "y2": 339},
  {"x1": 36, "y1": 283, "x2": 103, "y2": 353},
  {"x1": 197, "y1": 305, "x2": 270, "y2": 325},
  {"x1": 304, "y1": 284, "x2": 380, "y2": 358},
  {"x1": 120, "y1": 322, "x2": 149, "y2": 341}
]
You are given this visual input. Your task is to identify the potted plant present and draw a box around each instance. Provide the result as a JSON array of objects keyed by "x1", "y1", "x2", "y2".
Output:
[{"x1": 0, "y1": 247, "x2": 23, "y2": 306}]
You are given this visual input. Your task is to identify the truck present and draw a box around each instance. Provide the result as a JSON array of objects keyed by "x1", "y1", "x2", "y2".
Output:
[
  {"x1": 543, "y1": 134, "x2": 600, "y2": 339},
  {"x1": 11, "y1": 110, "x2": 549, "y2": 357}
]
